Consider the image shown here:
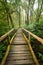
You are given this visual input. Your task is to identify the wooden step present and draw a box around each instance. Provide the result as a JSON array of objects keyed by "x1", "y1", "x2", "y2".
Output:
[
  {"x1": 14, "y1": 38, "x2": 24, "y2": 41},
  {"x1": 10, "y1": 48, "x2": 29, "y2": 52},
  {"x1": 7, "y1": 54, "x2": 33, "y2": 60},
  {"x1": 10, "y1": 45, "x2": 29, "y2": 50},
  {"x1": 16, "y1": 34, "x2": 22, "y2": 37},
  {"x1": 5, "y1": 60, "x2": 35, "y2": 65},
  {"x1": 7, "y1": 56, "x2": 33, "y2": 61},
  {"x1": 8, "y1": 53, "x2": 31, "y2": 57},
  {"x1": 10, "y1": 50, "x2": 30, "y2": 53},
  {"x1": 12, "y1": 41, "x2": 26, "y2": 44}
]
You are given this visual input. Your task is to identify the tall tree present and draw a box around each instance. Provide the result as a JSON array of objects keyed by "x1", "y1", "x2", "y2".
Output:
[
  {"x1": 9, "y1": 0, "x2": 21, "y2": 27},
  {"x1": 0, "y1": 0, "x2": 14, "y2": 28},
  {"x1": 36, "y1": 0, "x2": 43, "y2": 22}
]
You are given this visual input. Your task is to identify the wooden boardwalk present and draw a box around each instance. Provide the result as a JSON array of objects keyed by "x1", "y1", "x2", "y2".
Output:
[{"x1": 5, "y1": 28, "x2": 35, "y2": 65}]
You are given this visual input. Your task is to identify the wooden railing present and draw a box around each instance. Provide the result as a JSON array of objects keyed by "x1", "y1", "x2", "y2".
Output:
[
  {"x1": 22, "y1": 28, "x2": 43, "y2": 65},
  {"x1": 22, "y1": 28, "x2": 43, "y2": 44},
  {"x1": 0, "y1": 28, "x2": 17, "y2": 65},
  {"x1": 0, "y1": 28, "x2": 14, "y2": 42}
]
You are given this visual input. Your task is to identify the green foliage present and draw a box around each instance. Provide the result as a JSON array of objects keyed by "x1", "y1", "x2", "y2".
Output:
[
  {"x1": 0, "y1": 51, "x2": 2, "y2": 60},
  {"x1": 38, "y1": 52, "x2": 43, "y2": 59},
  {"x1": 0, "y1": 0, "x2": 11, "y2": 62},
  {"x1": 0, "y1": 21, "x2": 9, "y2": 36},
  {"x1": 0, "y1": 43, "x2": 6, "y2": 61},
  {"x1": 0, "y1": 0, "x2": 10, "y2": 36},
  {"x1": 24, "y1": 17, "x2": 43, "y2": 64},
  {"x1": 0, "y1": 0, "x2": 43, "y2": 64},
  {"x1": 24, "y1": 21, "x2": 43, "y2": 38}
]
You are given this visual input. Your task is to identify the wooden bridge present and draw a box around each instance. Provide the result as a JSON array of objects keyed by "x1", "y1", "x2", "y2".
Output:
[{"x1": 0, "y1": 28, "x2": 43, "y2": 65}]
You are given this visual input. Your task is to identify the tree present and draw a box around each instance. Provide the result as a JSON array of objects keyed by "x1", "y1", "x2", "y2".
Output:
[
  {"x1": 36, "y1": 0, "x2": 43, "y2": 22},
  {"x1": 21, "y1": 1, "x2": 29, "y2": 25},
  {"x1": 0, "y1": 0, "x2": 14, "y2": 28},
  {"x1": 9, "y1": 0, "x2": 22, "y2": 27}
]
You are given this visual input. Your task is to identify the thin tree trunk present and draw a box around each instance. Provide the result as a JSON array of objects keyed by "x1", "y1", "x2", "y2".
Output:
[
  {"x1": 27, "y1": 11, "x2": 29, "y2": 25},
  {"x1": 19, "y1": 6, "x2": 21, "y2": 27},
  {"x1": 30, "y1": 0, "x2": 35, "y2": 23},
  {"x1": 36, "y1": 3, "x2": 42, "y2": 22},
  {"x1": 9, "y1": 13, "x2": 14, "y2": 28},
  {"x1": 25, "y1": 10, "x2": 29, "y2": 25},
  {"x1": 7, "y1": 14, "x2": 10, "y2": 29},
  {"x1": 27, "y1": 0, "x2": 31, "y2": 25}
]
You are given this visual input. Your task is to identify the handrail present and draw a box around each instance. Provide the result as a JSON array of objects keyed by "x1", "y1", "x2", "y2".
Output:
[
  {"x1": 0, "y1": 28, "x2": 14, "y2": 42},
  {"x1": 0, "y1": 32, "x2": 17, "y2": 65},
  {"x1": 22, "y1": 28, "x2": 43, "y2": 44},
  {"x1": 23, "y1": 33, "x2": 40, "y2": 65}
]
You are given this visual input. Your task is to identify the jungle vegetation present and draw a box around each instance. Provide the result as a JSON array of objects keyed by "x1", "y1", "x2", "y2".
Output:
[{"x1": 0, "y1": 0, "x2": 43, "y2": 65}]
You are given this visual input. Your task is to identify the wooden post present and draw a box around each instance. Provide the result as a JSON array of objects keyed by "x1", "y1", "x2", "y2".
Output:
[
  {"x1": 7, "y1": 35, "x2": 10, "y2": 44},
  {"x1": 27, "y1": 31, "x2": 30, "y2": 43},
  {"x1": 28, "y1": 33, "x2": 30, "y2": 43}
]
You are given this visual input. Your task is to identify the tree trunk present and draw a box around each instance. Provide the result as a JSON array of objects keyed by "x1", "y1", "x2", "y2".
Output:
[
  {"x1": 25, "y1": 9, "x2": 29, "y2": 25},
  {"x1": 3, "y1": 0, "x2": 14, "y2": 28},
  {"x1": 7, "y1": 14, "x2": 10, "y2": 29},
  {"x1": 30, "y1": 0, "x2": 35, "y2": 23},
  {"x1": 9, "y1": 13, "x2": 14, "y2": 28},
  {"x1": 27, "y1": 11, "x2": 29, "y2": 25},
  {"x1": 36, "y1": 3, "x2": 42, "y2": 22},
  {"x1": 19, "y1": 6, "x2": 21, "y2": 27}
]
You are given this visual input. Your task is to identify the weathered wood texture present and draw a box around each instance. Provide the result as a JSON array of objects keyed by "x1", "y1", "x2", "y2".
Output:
[
  {"x1": 22, "y1": 28, "x2": 43, "y2": 44},
  {"x1": 5, "y1": 28, "x2": 35, "y2": 65}
]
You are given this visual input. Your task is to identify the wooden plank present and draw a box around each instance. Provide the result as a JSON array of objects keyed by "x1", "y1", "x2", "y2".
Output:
[
  {"x1": 7, "y1": 56, "x2": 33, "y2": 60},
  {"x1": 9, "y1": 51, "x2": 29, "y2": 53},
  {"x1": 13, "y1": 40, "x2": 26, "y2": 44},
  {"x1": 8, "y1": 53, "x2": 31, "y2": 57},
  {"x1": 14, "y1": 37, "x2": 24, "y2": 41},
  {"x1": 10, "y1": 45, "x2": 29, "y2": 49},
  {"x1": 10, "y1": 46, "x2": 29, "y2": 51},
  {"x1": 5, "y1": 60, "x2": 34, "y2": 65}
]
